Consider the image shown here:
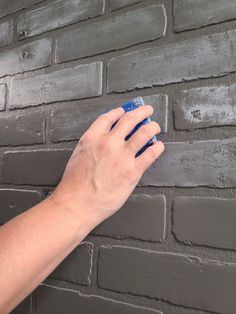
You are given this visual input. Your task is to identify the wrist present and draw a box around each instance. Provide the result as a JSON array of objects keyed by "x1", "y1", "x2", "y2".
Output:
[{"x1": 47, "y1": 186, "x2": 98, "y2": 241}]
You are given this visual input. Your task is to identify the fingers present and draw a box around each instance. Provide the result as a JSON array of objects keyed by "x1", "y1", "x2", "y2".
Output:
[
  {"x1": 110, "y1": 105, "x2": 154, "y2": 139},
  {"x1": 126, "y1": 121, "x2": 161, "y2": 153},
  {"x1": 135, "y1": 141, "x2": 165, "y2": 171},
  {"x1": 89, "y1": 107, "x2": 125, "y2": 134}
]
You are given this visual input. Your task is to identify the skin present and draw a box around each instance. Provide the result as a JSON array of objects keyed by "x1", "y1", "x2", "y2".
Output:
[{"x1": 0, "y1": 105, "x2": 164, "y2": 313}]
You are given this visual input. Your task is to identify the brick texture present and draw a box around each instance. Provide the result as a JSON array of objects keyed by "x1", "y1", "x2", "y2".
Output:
[
  {"x1": 0, "y1": 18, "x2": 14, "y2": 47},
  {"x1": 1, "y1": 1, "x2": 236, "y2": 313},
  {"x1": 173, "y1": 84, "x2": 236, "y2": 129},
  {"x1": 35, "y1": 285, "x2": 162, "y2": 314},
  {"x1": 1, "y1": 149, "x2": 72, "y2": 185},
  {"x1": 0, "y1": 84, "x2": 6, "y2": 111},
  {"x1": 140, "y1": 138, "x2": 236, "y2": 187},
  {"x1": 56, "y1": 4, "x2": 166, "y2": 62},
  {"x1": 110, "y1": 0, "x2": 142, "y2": 11},
  {"x1": 173, "y1": 197, "x2": 236, "y2": 250},
  {"x1": 0, "y1": 38, "x2": 52, "y2": 78},
  {"x1": 173, "y1": 0, "x2": 236, "y2": 32},
  {"x1": 98, "y1": 245, "x2": 236, "y2": 313},
  {"x1": 0, "y1": 112, "x2": 45, "y2": 146},
  {"x1": 17, "y1": 0, "x2": 105, "y2": 39},
  {"x1": 9, "y1": 62, "x2": 103, "y2": 109},
  {"x1": 107, "y1": 29, "x2": 236, "y2": 93},
  {"x1": 93, "y1": 194, "x2": 165, "y2": 241},
  {"x1": 50, "y1": 94, "x2": 168, "y2": 142},
  {"x1": 49, "y1": 242, "x2": 93, "y2": 286},
  {"x1": 0, "y1": 189, "x2": 41, "y2": 224},
  {"x1": 0, "y1": 0, "x2": 43, "y2": 18}
]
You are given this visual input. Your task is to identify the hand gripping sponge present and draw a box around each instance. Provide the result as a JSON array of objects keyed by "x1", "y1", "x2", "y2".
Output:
[{"x1": 102, "y1": 96, "x2": 157, "y2": 157}]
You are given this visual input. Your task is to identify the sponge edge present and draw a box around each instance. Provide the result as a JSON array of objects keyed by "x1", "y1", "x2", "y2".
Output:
[{"x1": 102, "y1": 96, "x2": 157, "y2": 157}]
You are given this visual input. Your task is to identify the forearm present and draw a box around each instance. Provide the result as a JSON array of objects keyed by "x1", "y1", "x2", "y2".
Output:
[
  {"x1": 0, "y1": 104, "x2": 164, "y2": 313},
  {"x1": 0, "y1": 193, "x2": 93, "y2": 314}
]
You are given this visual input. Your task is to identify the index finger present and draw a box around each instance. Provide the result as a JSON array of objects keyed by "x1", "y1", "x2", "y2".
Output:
[{"x1": 89, "y1": 106, "x2": 125, "y2": 135}]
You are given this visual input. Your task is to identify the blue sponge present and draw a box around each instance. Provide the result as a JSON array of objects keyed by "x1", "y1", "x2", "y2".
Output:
[{"x1": 102, "y1": 97, "x2": 157, "y2": 157}]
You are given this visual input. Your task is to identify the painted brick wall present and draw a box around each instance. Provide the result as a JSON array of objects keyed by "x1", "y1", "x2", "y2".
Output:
[{"x1": 0, "y1": 0, "x2": 236, "y2": 313}]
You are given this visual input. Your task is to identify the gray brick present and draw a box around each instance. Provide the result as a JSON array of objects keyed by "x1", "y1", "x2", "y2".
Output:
[
  {"x1": 9, "y1": 62, "x2": 103, "y2": 109},
  {"x1": 174, "y1": 0, "x2": 236, "y2": 32},
  {"x1": 50, "y1": 94, "x2": 168, "y2": 143},
  {"x1": 140, "y1": 138, "x2": 236, "y2": 188},
  {"x1": 107, "y1": 29, "x2": 236, "y2": 93},
  {"x1": 56, "y1": 4, "x2": 166, "y2": 63},
  {"x1": 49, "y1": 242, "x2": 93, "y2": 286},
  {"x1": 0, "y1": 38, "x2": 52, "y2": 78},
  {"x1": 0, "y1": 18, "x2": 14, "y2": 47},
  {"x1": 0, "y1": 84, "x2": 6, "y2": 111},
  {"x1": 1, "y1": 149, "x2": 72, "y2": 186},
  {"x1": 98, "y1": 245, "x2": 236, "y2": 313},
  {"x1": 93, "y1": 194, "x2": 165, "y2": 241},
  {"x1": 110, "y1": 0, "x2": 142, "y2": 11},
  {"x1": 17, "y1": 0, "x2": 105, "y2": 39},
  {"x1": 173, "y1": 197, "x2": 236, "y2": 250},
  {"x1": 0, "y1": 112, "x2": 45, "y2": 146},
  {"x1": 144, "y1": 94, "x2": 168, "y2": 133},
  {"x1": 0, "y1": 0, "x2": 43, "y2": 18},
  {"x1": 35, "y1": 284, "x2": 162, "y2": 314},
  {"x1": 0, "y1": 189, "x2": 41, "y2": 224},
  {"x1": 173, "y1": 84, "x2": 236, "y2": 130}
]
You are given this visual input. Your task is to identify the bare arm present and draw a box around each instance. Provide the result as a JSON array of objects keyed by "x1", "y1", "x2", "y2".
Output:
[{"x1": 0, "y1": 105, "x2": 164, "y2": 313}]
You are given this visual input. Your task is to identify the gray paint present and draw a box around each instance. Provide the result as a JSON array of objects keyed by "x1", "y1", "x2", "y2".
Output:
[
  {"x1": 174, "y1": 0, "x2": 236, "y2": 32},
  {"x1": 93, "y1": 194, "x2": 166, "y2": 241},
  {"x1": 173, "y1": 84, "x2": 236, "y2": 130},
  {"x1": 0, "y1": 84, "x2": 6, "y2": 111},
  {"x1": 17, "y1": 0, "x2": 105, "y2": 39},
  {"x1": 0, "y1": 38, "x2": 52, "y2": 78},
  {"x1": 107, "y1": 29, "x2": 236, "y2": 93},
  {"x1": 49, "y1": 242, "x2": 93, "y2": 286},
  {"x1": 140, "y1": 138, "x2": 236, "y2": 187},
  {"x1": 98, "y1": 245, "x2": 236, "y2": 313},
  {"x1": 6, "y1": 138, "x2": 230, "y2": 188},
  {"x1": 0, "y1": 1, "x2": 236, "y2": 313},
  {"x1": 0, "y1": 112, "x2": 45, "y2": 146},
  {"x1": 0, "y1": 0, "x2": 43, "y2": 18},
  {"x1": 0, "y1": 189, "x2": 41, "y2": 224},
  {"x1": 9, "y1": 62, "x2": 103, "y2": 109},
  {"x1": 0, "y1": 18, "x2": 14, "y2": 48},
  {"x1": 56, "y1": 4, "x2": 166, "y2": 62},
  {"x1": 110, "y1": 0, "x2": 142, "y2": 11},
  {"x1": 1, "y1": 149, "x2": 72, "y2": 186},
  {"x1": 35, "y1": 284, "x2": 162, "y2": 314},
  {"x1": 173, "y1": 197, "x2": 236, "y2": 250},
  {"x1": 50, "y1": 94, "x2": 168, "y2": 142},
  {"x1": 144, "y1": 94, "x2": 168, "y2": 133}
]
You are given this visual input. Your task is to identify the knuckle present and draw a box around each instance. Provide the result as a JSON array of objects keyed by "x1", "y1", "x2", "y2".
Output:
[
  {"x1": 148, "y1": 145, "x2": 158, "y2": 160},
  {"x1": 152, "y1": 121, "x2": 161, "y2": 133},
  {"x1": 97, "y1": 114, "x2": 107, "y2": 123},
  {"x1": 80, "y1": 130, "x2": 93, "y2": 143},
  {"x1": 124, "y1": 112, "x2": 134, "y2": 123},
  {"x1": 140, "y1": 124, "x2": 153, "y2": 137},
  {"x1": 140, "y1": 121, "x2": 160, "y2": 139},
  {"x1": 97, "y1": 135, "x2": 110, "y2": 152}
]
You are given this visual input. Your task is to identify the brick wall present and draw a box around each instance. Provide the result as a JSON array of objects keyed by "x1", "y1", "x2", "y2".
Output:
[{"x1": 0, "y1": 0, "x2": 236, "y2": 313}]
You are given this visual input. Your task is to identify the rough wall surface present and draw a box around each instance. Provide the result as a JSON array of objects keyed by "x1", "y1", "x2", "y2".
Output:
[{"x1": 0, "y1": 0, "x2": 235, "y2": 313}]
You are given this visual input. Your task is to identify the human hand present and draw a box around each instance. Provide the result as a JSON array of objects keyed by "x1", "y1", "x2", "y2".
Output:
[{"x1": 50, "y1": 105, "x2": 164, "y2": 231}]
